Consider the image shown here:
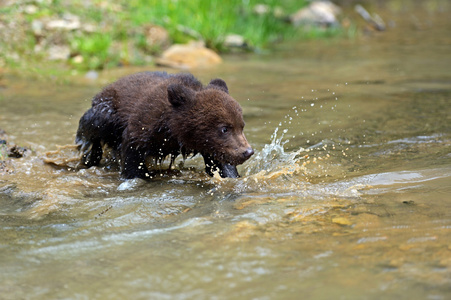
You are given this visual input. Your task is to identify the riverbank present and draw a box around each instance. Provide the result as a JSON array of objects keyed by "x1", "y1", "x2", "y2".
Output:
[
  {"x1": 0, "y1": 0, "x2": 353, "y2": 75},
  {"x1": 2, "y1": 0, "x2": 444, "y2": 79}
]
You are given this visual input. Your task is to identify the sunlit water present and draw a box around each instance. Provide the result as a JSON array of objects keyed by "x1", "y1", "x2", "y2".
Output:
[{"x1": 1, "y1": 3, "x2": 451, "y2": 299}]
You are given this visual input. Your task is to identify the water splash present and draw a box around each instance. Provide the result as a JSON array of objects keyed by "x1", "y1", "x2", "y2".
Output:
[
  {"x1": 243, "y1": 127, "x2": 306, "y2": 178},
  {"x1": 206, "y1": 122, "x2": 353, "y2": 199},
  {"x1": 205, "y1": 127, "x2": 313, "y2": 195}
]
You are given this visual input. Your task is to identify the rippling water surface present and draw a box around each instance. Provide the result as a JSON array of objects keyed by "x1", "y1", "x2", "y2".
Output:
[{"x1": 1, "y1": 3, "x2": 451, "y2": 299}]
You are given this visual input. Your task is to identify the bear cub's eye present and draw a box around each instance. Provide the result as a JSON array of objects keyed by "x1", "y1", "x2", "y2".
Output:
[{"x1": 221, "y1": 126, "x2": 230, "y2": 134}]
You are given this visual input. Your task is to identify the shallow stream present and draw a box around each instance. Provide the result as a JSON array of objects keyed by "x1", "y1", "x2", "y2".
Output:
[{"x1": 1, "y1": 2, "x2": 451, "y2": 299}]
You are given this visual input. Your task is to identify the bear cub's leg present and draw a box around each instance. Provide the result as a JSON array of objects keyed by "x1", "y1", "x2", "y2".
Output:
[
  {"x1": 76, "y1": 108, "x2": 104, "y2": 167},
  {"x1": 121, "y1": 148, "x2": 151, "y2": 179},
  {"x1": 120, "y1": 128, "x2": 152, "y2": 179}
]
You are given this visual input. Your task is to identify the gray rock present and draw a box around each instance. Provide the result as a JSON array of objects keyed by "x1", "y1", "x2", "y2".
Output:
[
  {"x1": 224, "y1": 34, "x2": 246, "y2": 48},
  {"x1": 47, "y1": 45, "x2": 70, "y2": 60},
  {"x1": 31, "y1": 20, "x2": 44, "y2": 36},
  {"x1": 290, "y1": 1, "x2": 341, "y2": 27},
  {"x1": 46, "y1": 14, "x2": 81, "y2": 31}
]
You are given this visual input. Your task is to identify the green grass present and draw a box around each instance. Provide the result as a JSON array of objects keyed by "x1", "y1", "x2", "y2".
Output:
[
  {"x1": 70, "y1": 33, "x2": 115, "y2": 70},
  {"x1": 128, "y1": 0, "x2": 304, "y2": 51},
  {"x1": 0, "y1": 0, "x2": 351, "y2": 72}
]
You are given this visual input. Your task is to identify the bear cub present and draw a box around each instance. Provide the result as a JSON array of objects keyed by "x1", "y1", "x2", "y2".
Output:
[{"x1": 76, "y1": 71, "x2": 253, "y2": 179}]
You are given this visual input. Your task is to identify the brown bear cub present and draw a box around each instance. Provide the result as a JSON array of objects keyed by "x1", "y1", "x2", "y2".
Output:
[{"x1": 76, "y1": 71, "x2": 254, "y2": 179}]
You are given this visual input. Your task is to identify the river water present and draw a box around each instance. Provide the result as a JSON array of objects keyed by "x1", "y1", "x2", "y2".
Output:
[{"x1": 1, "y1": 2, "x2": 450, "y2": 299}]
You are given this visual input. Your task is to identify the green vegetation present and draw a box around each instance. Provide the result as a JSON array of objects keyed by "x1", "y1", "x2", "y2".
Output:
[
  {"x1": 69, "y1": 34, "x2": 115, "y2": 70},
  {"x1": 0, "y1": 0, "x2": 348, "y2": 72},
  {"x1": 129, "y1": 0, "x2": 304, "y2": 51}
]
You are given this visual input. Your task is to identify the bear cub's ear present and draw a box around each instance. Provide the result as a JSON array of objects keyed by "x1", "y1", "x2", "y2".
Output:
[
  {"x1": 168, "y1": 84, "x2": 195, "y2": 107},
  {"x1": 207, "y1": 78, "x2": 229, "y2": 94}
]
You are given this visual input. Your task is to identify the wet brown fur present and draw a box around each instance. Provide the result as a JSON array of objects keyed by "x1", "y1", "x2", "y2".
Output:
[{"x1": 76, "y1": 71, "x2": 253, "y2": 179}]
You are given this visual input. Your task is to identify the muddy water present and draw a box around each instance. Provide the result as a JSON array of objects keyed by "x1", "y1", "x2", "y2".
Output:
[{"x1": 1, "y1": 4, "x2": 451, "y2": 300}]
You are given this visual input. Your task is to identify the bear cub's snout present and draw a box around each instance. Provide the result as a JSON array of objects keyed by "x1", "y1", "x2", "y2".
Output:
[{"x1": 243, "y1": 148, "x2": 254, "y2": 159}]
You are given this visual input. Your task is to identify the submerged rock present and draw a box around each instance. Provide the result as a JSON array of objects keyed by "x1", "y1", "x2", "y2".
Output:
[
  {"x1": 332, "y1": 217, "x2": 353, "y2": 226},
  {"x1": 7, "y1": 145, "x2": 27, "y2": 158},
  {"x1": 0, "y1": 129, "x2": 29, "y2": 174},
  {"x1": 290, "y1": 1, "x2": 341, "y2": 27},
  {"x1": 156, "y1": 41, "x2": 222, "y2": 69}
]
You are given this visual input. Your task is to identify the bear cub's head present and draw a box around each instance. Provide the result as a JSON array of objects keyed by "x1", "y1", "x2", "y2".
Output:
[{"x1": 167, "y1": 79, "x2": 253, "y2": 176}]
